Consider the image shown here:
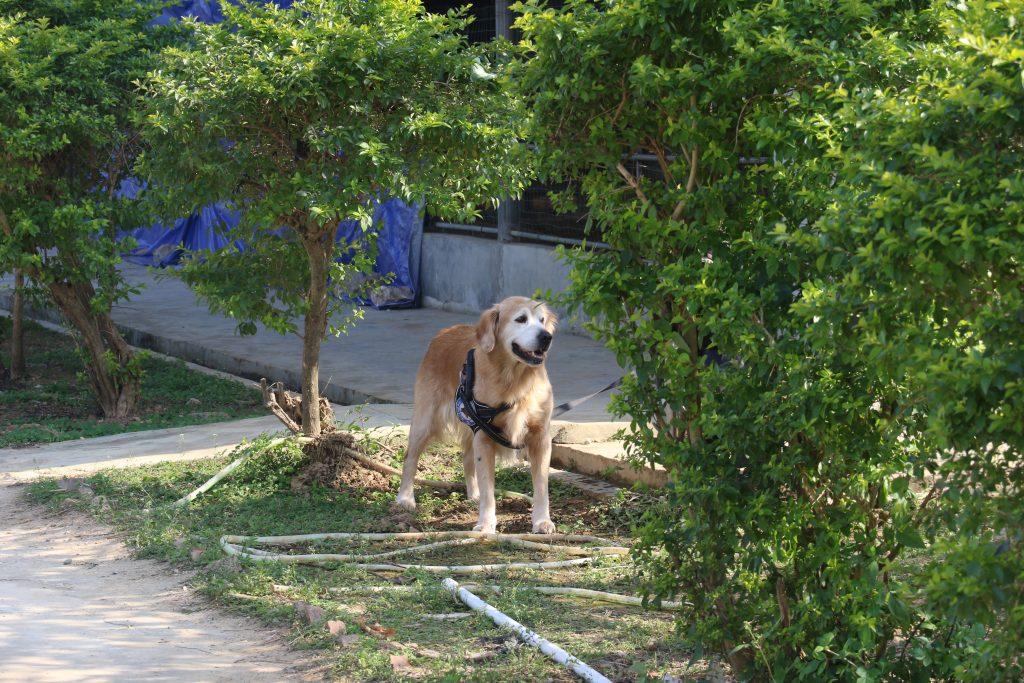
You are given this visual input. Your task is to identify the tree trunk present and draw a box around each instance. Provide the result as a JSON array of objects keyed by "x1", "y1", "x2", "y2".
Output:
[
  {"x1": 11, "y1": 268, "x2": 25, "y2": 381},
  {"x1": 47, "y1": 279, "x2": 139, "y2": 419},
  {"x1": 300, "y1": 228, "x2": 334, "y2": 437}
]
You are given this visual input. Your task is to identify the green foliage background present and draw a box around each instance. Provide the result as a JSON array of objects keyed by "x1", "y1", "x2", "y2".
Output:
[
  {"x1": 139, "y1": 0, "x2": 529, "y2": 338},
  {"x1": 517, "y1": 0, "x2": 1022, "y2": 678}
]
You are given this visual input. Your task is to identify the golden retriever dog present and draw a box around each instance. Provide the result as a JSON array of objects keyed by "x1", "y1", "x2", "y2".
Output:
[{"x1": 396, "y1": 296, "x2": 557, "y2": 534}]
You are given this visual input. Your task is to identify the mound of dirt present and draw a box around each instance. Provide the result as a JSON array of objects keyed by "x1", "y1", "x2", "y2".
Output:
[{"x1": 295, "y1": 431, "x2": 395, "y2": 493}]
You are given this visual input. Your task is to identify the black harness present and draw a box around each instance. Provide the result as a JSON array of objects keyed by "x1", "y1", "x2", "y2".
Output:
[{"x1": 454, "y1": 349, "x2": 524, "y2": 450}]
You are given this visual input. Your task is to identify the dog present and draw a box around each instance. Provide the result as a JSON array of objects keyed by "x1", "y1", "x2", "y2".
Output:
[{"x1": 396, "y1": 296, "x2": 558, "y2": 534}]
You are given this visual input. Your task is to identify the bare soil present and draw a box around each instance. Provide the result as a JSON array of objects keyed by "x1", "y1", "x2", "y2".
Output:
[{"x1": 0, "y1": 484, "x2": 327, "y2": 682}]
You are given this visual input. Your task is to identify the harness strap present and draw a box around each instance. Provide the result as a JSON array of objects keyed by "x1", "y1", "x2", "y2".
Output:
[
  {"x1": 456, "y1": 349, "x2": 524, "y2": 450},
  {"x1": 456, "y1": 350, "x2": 625, "y2": 447}
]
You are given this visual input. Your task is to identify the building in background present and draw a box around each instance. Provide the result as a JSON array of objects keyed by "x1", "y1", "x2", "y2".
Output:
[{"x1": 419, "y1": 0, "x2": 602, "y2": 328}]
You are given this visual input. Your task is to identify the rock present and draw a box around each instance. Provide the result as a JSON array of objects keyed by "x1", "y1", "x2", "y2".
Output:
[
  {"x1": 293, "y1": 601, "x2": 326, "y2": 625},
  {"x1": 189, "y1": 547, "x2": 205, "y2": 562},
  {"x1": 326, "y1": 620, "x2": 346, "y2": 637},
  {"x1": 336, "y1": 634, "x2": 360, "y2": 647},
  {"x1": 57, "y1": 477, "x2": 85, "y2": 492},
  {"x1": 206, "y1": 556, "x2": 242, "y2": 575},
  {"x1": 389, "y1": 654, "x2": 414, "y2": 673},
  {"x1": 186, "y1": 397, "x2": 201, "y2": 406}
]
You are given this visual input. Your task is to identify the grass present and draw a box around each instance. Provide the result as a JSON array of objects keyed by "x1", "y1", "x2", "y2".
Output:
[
  {"x1": 26, "y1": 431, "x2": 724, "y2": 681},
  {"x1": 0, "y1": 319, "x2": 264, "y2": 447}
]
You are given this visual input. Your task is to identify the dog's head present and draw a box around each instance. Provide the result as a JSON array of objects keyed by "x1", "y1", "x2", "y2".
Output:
[{"x1": 476, "y1": 296, "x2": 557, "y2": 367}]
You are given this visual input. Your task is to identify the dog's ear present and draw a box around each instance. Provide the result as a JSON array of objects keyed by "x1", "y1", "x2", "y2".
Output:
[
  {"x1": 476, "y1": 306, "x2": 499, "y2": 353},
  {"x1": 544, "y1": 306, "x2": 558, "y2": 331}
]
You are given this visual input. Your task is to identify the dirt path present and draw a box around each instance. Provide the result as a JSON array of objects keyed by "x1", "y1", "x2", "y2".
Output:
[
  {"x1": 0, "y1": 420, "x2": 325, "y2": 682},
  {"x1": 0, "y1": 485, "x2": 327, "y2": 682}
]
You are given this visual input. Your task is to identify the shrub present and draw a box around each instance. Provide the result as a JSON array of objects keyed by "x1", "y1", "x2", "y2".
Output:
[
  {"x1": 140, "y1": 0, "x2": 528, "y2": 435},
  {"x1": 0, "y1": 0, "x2": 170, "y2": 416},
  {"x1": 789, "y1": 1, "x2": 1024, "y2": 676},
  {"x1": 515, "y1": 0, "x2": 978, "y2": 678}
]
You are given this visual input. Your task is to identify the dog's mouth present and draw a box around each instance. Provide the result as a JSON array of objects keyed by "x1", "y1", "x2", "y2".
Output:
[{"x1": 512, "y1": 342, "x2": 546, "y2": 365}]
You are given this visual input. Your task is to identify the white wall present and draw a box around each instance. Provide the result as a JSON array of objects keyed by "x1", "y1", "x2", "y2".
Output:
[{"x1": 420, "y1": 233, "x2": 589, "y2": 334}]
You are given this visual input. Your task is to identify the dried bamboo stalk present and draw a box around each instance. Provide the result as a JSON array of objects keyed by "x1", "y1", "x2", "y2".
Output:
[
  {"x1": 221, "y1": 537, "x2": 609, "y2": 573},
  {"x1": 223, "y1": 531, "x2": 624, "y2": 547},
  {"x1": 444, "y1": 579, "x2": 611, "y2": 683}
]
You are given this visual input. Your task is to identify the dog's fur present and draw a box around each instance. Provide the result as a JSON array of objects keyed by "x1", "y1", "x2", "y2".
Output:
[{"x1": 396, "y1": 296, "x2": 558, "y2": 533}]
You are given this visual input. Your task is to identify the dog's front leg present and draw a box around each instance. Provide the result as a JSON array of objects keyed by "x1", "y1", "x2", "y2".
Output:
[
  {"x1": 461, "y1": 430, "x2": 479, "y2": 503},
  {"x1": 471, "y1": 432, "x2": 497, "y2": 533},
  {"x1": 526, "y1": 426, "x2": 556, "y2": 534}
]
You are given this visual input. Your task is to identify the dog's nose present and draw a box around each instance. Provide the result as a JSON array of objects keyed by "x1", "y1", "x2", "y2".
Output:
[{"x1": 537, "y1": 330, "x2": 552, "y2": 351}]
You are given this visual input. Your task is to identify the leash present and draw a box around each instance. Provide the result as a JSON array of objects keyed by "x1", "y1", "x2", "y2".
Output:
[{"x1": 552, "y1": 376, "x2": 623, "y2": 418}]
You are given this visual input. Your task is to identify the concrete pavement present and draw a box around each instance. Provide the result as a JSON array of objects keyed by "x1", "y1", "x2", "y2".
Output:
[{"x1": 1, "y1": 263, "x2": 622, "y2": 422}]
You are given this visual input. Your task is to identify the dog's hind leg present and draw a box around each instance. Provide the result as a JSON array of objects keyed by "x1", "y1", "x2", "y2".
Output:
[
  {"x1": 460, "y1": 429, "x2": 479, "y2": 503},
  {"x1": 396, "y1": 415, "x2": 436, "y2": 512},
  {"x1": 526, "y1": 425, "x2": 556, "y2": 534}
]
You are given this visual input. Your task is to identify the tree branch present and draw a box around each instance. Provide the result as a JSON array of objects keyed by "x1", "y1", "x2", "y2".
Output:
[
  {"x1": 261, "y1": 378, "x2": 302, "y2": 434},
  {"x1": 616, "y1": 162, "x2": 649, "y2": 206}
]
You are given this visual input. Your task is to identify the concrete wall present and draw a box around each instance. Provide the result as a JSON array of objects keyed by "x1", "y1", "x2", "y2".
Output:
[{"x1": 420, "y1": 233, "x2": 588, "y2": 334}]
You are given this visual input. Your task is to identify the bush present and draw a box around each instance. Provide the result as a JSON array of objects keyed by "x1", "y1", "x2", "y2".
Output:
[
  {"x1": 515, "y1": 0, "x2": 1011, "y2": 678},
  {"x1": 140, "y1": 0, "x2": 528, "y2": 436},
  {"x1": 0, "y1": 0, "x2": 171, "y2": 416},
  {"x1": 787, "y1": 1, "x2": 1024, "y2": 676}
]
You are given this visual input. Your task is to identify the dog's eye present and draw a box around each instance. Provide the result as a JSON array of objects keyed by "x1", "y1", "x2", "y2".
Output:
[
  {"x1": 515, "y1": 315, "x2": 527, "y2": 324},
  {"x1": 539, "y1": 317, "x2": 545, "y2": 323}
]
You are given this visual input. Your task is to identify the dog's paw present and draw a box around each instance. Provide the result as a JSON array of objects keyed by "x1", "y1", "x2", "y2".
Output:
[
  {"x1": 472, "y1": 521, "x2": 497, "y2": 534},
  {"x1": 532, "y1": 519, "x2": 556, "y2": 534},
  {"x1": 395, "y1": 493, "x2": 416, "y2": 512}
]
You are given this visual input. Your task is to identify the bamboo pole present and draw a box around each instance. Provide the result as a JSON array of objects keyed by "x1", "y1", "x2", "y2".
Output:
[
  {"x1": 466, "y1": 584, "x2": 684, "y2": 610},
  {"x1": 320, "y1": 582, "x2": 682, "y2": 610},
  {"x1": 170, "y1": 437, "x2": 290, "y2": 508},
  {"x1": 220, "y1": 537, "x2": 608, "y2": 574},
  {"x1": 223, "y1": 531, "x2": 623, "y2": 546},
  {"x1": 219, "y1": 530, "x2": 627, "y2": 573},
  {"x1": 443, "y1": 578, "x2": 611, "y2": 683}
]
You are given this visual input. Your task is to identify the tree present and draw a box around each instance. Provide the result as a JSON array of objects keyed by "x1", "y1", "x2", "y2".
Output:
[
  {"x1": 788, "y1": 1, "x2": 1024, "y2": 675},
  {"x1": 0, "y1": 0, "x2": 167, "y2": 417},
  {"x1": 516, "y1": 0, "x2": 960, "y2": 678},
  {"x1": 140, "y1": 0, "x2": 527, "y2": 436},
  {"x1": 10, "y1": 268, "x2": 25, "y2": 381}
]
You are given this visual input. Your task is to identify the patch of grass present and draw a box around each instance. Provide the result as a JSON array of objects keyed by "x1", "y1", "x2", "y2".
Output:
[
  {"x1": 26, "y1": 433, "x2": 722, "y2": 681},
  {"x1": 0, "y1": 319, "x2": 263, "y2": 447}
]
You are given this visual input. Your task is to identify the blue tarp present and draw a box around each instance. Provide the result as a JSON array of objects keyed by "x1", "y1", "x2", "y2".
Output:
[
  {"x1": 123, "y1": 204, "x2": 243, "y2": 268},
  {"x1": 121, "y1": 0, "x2": 422, "y2": 309}
]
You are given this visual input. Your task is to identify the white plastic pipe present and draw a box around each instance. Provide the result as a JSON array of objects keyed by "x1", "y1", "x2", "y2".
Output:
[
  {"x1": 171, "y1": 453, "x2": 248, "y2": 508},
  {"x1": 443, "y1": 578, "x2": 611, "y2": 683},
  {"x1": 170, "y1": 436, "x2": 290, "y2": 508}
]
